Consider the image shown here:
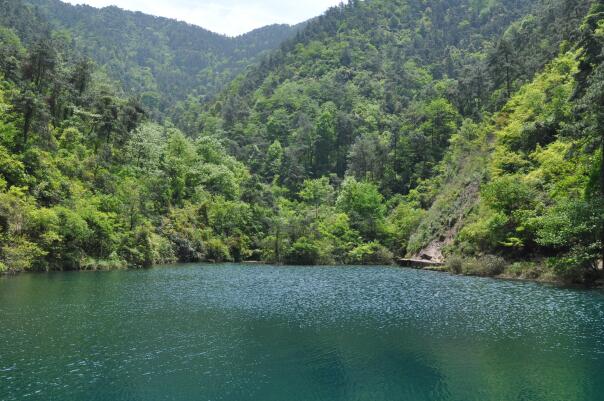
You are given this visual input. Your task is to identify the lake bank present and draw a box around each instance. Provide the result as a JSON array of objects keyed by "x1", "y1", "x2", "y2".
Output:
[
  {"x1": 3, "y1": 257, "x2": 603, "y2": 289},
  {"x1": 398, "y1": 256, "x2": 604, "y2": 288}
]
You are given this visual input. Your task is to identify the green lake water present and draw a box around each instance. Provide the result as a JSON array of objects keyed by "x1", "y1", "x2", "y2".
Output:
[{"x1": 1, "y1": 264, "x2": 604, "y2": 400}]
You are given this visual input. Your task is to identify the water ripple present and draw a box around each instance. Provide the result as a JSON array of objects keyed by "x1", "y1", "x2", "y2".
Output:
[{"x1": 0, "y1": 264, "x2": 603, "y2": 401}]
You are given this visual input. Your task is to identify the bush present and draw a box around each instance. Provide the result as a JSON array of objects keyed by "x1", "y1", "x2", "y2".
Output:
[
  {"x1": 546, "y1": 256, "x2": 599, "y2": 284},
  {"x1": 479, "y1": 255, "x2": 507, "y2": 276},
  {"x1": 505, "y1": 261, "x2": 544, "y2": 280},
  {"x1": 447, "y1": 255, "x2": 507, "y2": 277},
  {"x1": 150, "y1": 233, "x2": 177, "y2": 265},
  {"x1": 348, "y1": 242, "x2": 393, "y2": 265},
  {"x1": 120, "y1": 226, "x2": 155, "y2": 268},
  {"x1": 336, "y1": 178, "x2": 386, "y2": 241},
  {"x1": 286, "y1": 236, "x2": 323, "y2": 265},
  {"x1": 161, "y1": 205, "x2": 207, "y2": 262},
  {"x1": 80, "y1": 256, "x2": 127, "y2": 271},
  {"x1": 387, "y1": 200, "x2": 425, "y2": 256},
  {"x1": 446, "y1": 256, "x2": 464, "y2": 274},
  {"x1": 205, "y1": 238, "x2": 231, "y2": 263},
  {"x1": 2, "y1": 238, "x2": 46, "y2": 272}
]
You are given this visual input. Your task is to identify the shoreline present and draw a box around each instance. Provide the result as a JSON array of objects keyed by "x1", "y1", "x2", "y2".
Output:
[
  {"x1": 2, "y1": 260, "x2": 603, "y2": 289},
  {"x1": 399, "y1": 260, "x2": 604, "y2": 289}
]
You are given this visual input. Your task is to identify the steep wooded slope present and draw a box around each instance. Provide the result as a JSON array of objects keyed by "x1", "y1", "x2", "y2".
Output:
[{"x1": 197, "y1": 0, "x2": 590, "y2": 196}]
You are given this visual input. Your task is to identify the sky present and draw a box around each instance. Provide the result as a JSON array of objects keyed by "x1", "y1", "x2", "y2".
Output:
[{"x1": 63, "y1": 0, "x2": 344, "y2": 36}]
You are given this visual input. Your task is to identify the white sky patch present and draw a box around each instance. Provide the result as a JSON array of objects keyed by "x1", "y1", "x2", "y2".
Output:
[{"x1": 62, "y1": 0, "x2": 344, "y2": 36}]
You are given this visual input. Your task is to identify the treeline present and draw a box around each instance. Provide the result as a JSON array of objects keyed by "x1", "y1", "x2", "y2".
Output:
[
  {"x1": 194, "y1": 0, "x2": 589, "y2": 195},
  {"x1": 409, "y1": 45, "x2": 604, "y2": 282},
  {"x1": 190, "y1": 0, "x2": 601, "y2": 281}
]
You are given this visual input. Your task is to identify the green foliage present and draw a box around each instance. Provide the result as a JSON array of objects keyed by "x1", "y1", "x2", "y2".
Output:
[
  {"x1": 299, "y1": 177, "x2": 334, "y2": 217},
  {"x1": 446, "y1": 255, "x2": 507, "y2": 277},
  {"x1": 348, "y1": 242, "x2": 393, "y2": 265},
  {"x1": 387, "y1": 200, "x2": 425, "y2": 256},
  {"x1": 451, "y1": 45, "x2": 603, "y2": 281},
  {"x1": 0, "y1": 0, "x2": 599, "y2": 279},
  {"x1": 318, "y1": 212, "x2": 361, "y2": 262},
  {"x1": 2, "y1": 236, "x2": 46, "y2": 272},
  {"x1": 191, "y1": 0, "x2": 588, "y2": 198},
  {"x1": 446, "y1": 256, "x2": 464, "y2": 275},
  {"x1": 205, "y1": 238, "x2": 232, "y2": 263},
  {"x1": 15, "y1": 0, "x2": 301, "y2": 122},
  {"x1": 286, "y1": 236, "x2": 325, "y2": 265},
  {"x1": 336, "y1": 178, "x2": 386, "y2": 241}
]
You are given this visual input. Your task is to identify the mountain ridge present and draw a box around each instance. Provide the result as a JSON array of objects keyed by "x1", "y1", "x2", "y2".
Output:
[{"x1": 19, "y1": 0, "x2": 305, "y2": 116}]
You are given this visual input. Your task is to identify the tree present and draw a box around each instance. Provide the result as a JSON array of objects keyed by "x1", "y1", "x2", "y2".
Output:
[
  {"x1": 488, "y1": 39, "x2": 519, "y2": 99},
  {"x1": 70, "y1": 58, "x2": 94, "y2": 96},
  {"x1": 0, "y1": 26, "x2": 24, "y2": 82},
  {"x1": 13, "y1": 88, "x2": 43, "y2": 148},
  {"x1": 313, "y1": 102, "x2": 337, "y2": 176},
  {"x1": 126, "y1": 122, "x2": 165, "y2": 174},
  {"x1": 299, "y1": 177, "x2": 334, "y2": 218},
  {"x1": 336, "y1": 177, "x2": 386, "y2": 240},
  {"x1": 266, "y1": 139, "x2": 284, "y2": 181},
  {"x1": 347, "y1": 132, "x2": 389, "y2": 183}
]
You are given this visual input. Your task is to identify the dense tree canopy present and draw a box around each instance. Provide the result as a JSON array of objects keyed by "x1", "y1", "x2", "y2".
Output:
[
  {"x1": 3, "y1": 0, "x2": 302, "y2": 121},
  {"x1": 0, "y1": 0, "x2": 601, "y2": 284}
]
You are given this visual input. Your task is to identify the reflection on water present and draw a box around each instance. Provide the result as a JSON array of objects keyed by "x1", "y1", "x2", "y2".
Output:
[{"x1": 1, "y1": 264, "x2": 603, "y2": 400}]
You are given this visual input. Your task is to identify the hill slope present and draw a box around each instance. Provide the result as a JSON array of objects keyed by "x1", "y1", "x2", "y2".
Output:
[
  {"x1": 0, "y1": 0, "x2": 601, "y2": 283},
  {"x1": 195, "y1": 0, "x2": 600, "y2": 280},
  {"x1": 407, "y1": 5, "x2": 604, "y2": 281},
  {"x1": 198, "y1": 0, "x2": 590, "y2": 194}
]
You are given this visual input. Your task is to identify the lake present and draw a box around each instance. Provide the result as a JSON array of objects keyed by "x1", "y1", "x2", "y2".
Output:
[{"x1": 1, "y1": 264, "x2": 603, "y2": 400}]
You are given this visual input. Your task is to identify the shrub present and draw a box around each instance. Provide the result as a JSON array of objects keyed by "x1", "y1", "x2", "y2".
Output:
[
  {"x1": 506, "y1": 261, "x2": 543, "y2": 280},
  {"x1": 387, "y1": 200, "x2": 425, "y2": 256},
  {"x1": 161, "y1": 205, "x2": 207, "y2": 262},
  {"x1": 546, "y1": 255, "x2": 599, "y2": 284},
  {"x1": 2, "y1": 238, "x2": 46, "y2": 272},
  {"x1": 449, "y1": 255, "x2": 507, "y2": 277},
  {"x1": 336, "y1": 178, "x2": 386, "y2": 241},
  {"x1": 150, "y1": 233, "x2": 177, "y2": 265},
  {"x1": 205, "y1": 238, "x2": 231, "y2": 263},
  {"x1": 348, "y1": 242, "x2": 393, "y2": 265},
  {"x1": 119, "y1": 226, "x2": 155, "y2": 268},
  {"x1": 286, "y1": 236, "x2": 323, "y2": 265},
  {"x1": 480, "y1": 255, "x2": 507, "y2": 276},
  {"x1": 446, "y1": 256, "x2": 464, "y2": 274},
  {"x1": 80, "y1": 256, "x2": 127, "y2": 271}
]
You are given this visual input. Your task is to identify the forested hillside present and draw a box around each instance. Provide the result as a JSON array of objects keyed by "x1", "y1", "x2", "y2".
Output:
[
  {"x1": 3, "y1": 0, "x2": 301, "y2": 119},
  {"x1": 204, "y1": 0, "x2": 588, "y2": 192},
  {"x1": 0, "y1": 0, "x2": 601, "y2": 283},
  {"x1": 195, "y1": 0, "x2": 601, "y2": 280}
]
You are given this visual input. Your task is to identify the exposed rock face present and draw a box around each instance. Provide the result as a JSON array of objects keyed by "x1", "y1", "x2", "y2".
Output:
[{"x1": 419, "y1": 242, "x2": 445, "y2": 264}]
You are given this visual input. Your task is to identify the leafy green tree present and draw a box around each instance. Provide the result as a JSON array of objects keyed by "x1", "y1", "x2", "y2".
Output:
[
  {"x1": 299, "y1": 177, "x2": 334, "y2": 218},
  {"x1": 336, "y1": 178, "x2": 386, "y2": 241}
]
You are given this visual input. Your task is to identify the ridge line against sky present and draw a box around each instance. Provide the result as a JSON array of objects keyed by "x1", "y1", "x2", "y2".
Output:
[{"x1": 62, "y1": 0, "x2": 345, "y2": 36}]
